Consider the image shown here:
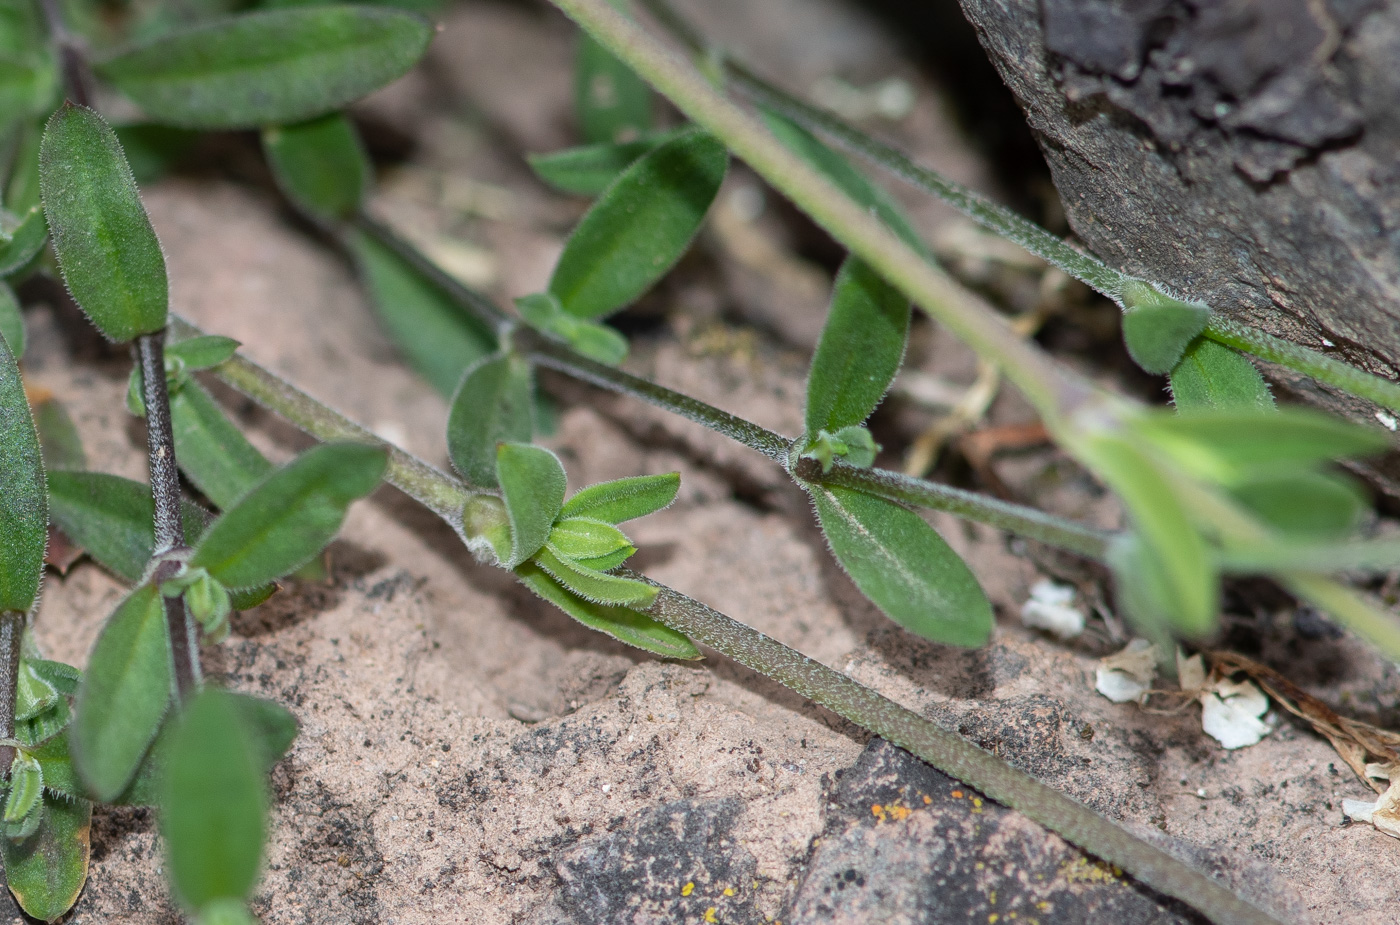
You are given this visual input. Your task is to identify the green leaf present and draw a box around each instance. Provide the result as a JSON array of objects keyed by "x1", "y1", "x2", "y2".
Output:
[
  {"x1": 802, "y1": 424, "x2": 879, "y2": 474},
  {"x1": 1169, "y1": 337, "x2": 1274, "y2": 411},
  {"x1": 167, "y1": 335, "x2": 240, "y2": 372},
  {"x1": 527, "y1": 132, "x2": 677, "y2": 196},
  {"x1": 1119, "y1": 283, "x2": 1210, "y2": 375},
  {"x1": 804, "y1": 257, "x2": 909, "y2": 435},
  {"x1": 547, "y1": 516, "x2": 634, "y2": 564},
  {"x1": 0, "y1": 280, "x2": 22, "y2": 356},
  {"x1": 548, "y1": 129, "x2": 727, "y2": 319},
  {"x1": 3, "y1": 753, "x2": 42, "y2": 828},
  {"x1": 574, "y1": 2, "x2": 652, "y2": 145},
  {"x1": 160, "y1": 688, "x2": 267, "y2": 910},
  {"x1": 446, "y1": 353, "x2": 534, "y2": 489},
  {"x1": 262, "y1": 112, "x2": 368, "y2": 223},
  {"x1": 517, "y1": 561, "x2": 697, "y2": 658},
  {"x1": 27, "y1": 733, "x2": 81, "y2": 798},
  {"x1": 533, "y1": 544, "x2": 658, "y2": 608},
  {"x1": 761, "y1": 108, "x2": 925, "y2": 254},
  {"x1": 189, "y1": 441, "x2": 387, "y2": 590},
  {"x1": 1105, "y1": 534, "x2": 1178, "y2": 651},
  {"x1": 171, "y1": 379, "x2": 274, "y2": 509},
  {"x1": 516, "y1": 292, "x2": 628, "y2": 365},
  {"x1": 1081, "y1": 435, "x2": 1218, "y2": 636},
  {"x1": 0, "y1": 205, "x2": 47, "y2": 277},
  {"x1": 808, "y1": 485, "x2": 991, "y2": 646},
  {"x1": 1229, "y1": 470, "x2": 1366, "y2": 540},
  {"x1": 14, "y1": 664, "x2": 59, "y2": 722},
  {"x1": 94, "y1": 7, "x2": 434, "y2": 130},
  {"x1": 559, "y1": 472, "x2": 679, "y2": 524},
  {"x1": 4, "y1": 121, "x2": 42, "y2": 215},
  {"x1": 1140, "y1": 406, "x2": 1389, "y2": 481},
  {"x1": 72, "y1": 584, "x2": 172, "y2": 801},
  {"x1": 196, "y1": 898, "x2": 259, "y2": 925},
  {"x1": 495, "y1": 442, "x2": 567, "y2": 569},
  {"x1": 347, "y1": 228, "x2": 496, "y2": 397},
  {"x1": 31, "y1": 395, "x2": 85, "y2": 471},
  {"x1": 38, "y1": 104, "x2": 169, "y2": 342},
  {"x1": 225, "y1": 693, "x2": 297, "y2": 773},
  {"x1": 112, "y1": 124, "x2": 200, "y2": 184},
  {"x1": 27, "y1": 659, "x2": 81, "y2": 698},
  {"x1": 0, "y1": 331, "x2": 44, "y2": 614},
  {"x1": 0, "y1": 793, "x2": 91, "y2": 922}
]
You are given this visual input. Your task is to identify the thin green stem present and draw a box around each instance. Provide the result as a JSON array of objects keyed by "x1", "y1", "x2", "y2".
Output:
[
  {"x1": 550, "y1": 0, "x2": 1096, "y2": 425},
  {"x1": 641, "y1": 581, "x2": 1284, "y2": 925},
  {"x1": 171, "y1": 312, "x2": 1280, "y2": 925}
]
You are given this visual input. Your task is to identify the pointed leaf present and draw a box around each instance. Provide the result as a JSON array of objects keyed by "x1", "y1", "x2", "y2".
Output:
[
  {"x1": 761, "y1": 108, "x2": 925, "y2": 254},
  {"x1": 27, "y1": 660, "x2": 81, "y2": 698},
  {"x1": 160, "y1": 688, "x2": 267, "y2": 910},
  {"x1": 0, "y1": 281, "x2": 22, "y2": 356},
  {"x1": 533, "y1": 544, "x2": 657, "y2": 608},
  {"x1": 549, "y1": 129, "x2": 727, "y2": 319},
  {"x1": 575, "y1": 4, "x2": 652, "y2": 145},
  {"x1": 496, "y1": 442, "x2": 566, "y2": 568},
  {"x1": 446, "y1": 353, "x2": 534, "y2": 489},
  {"x1": 31, "y1": 396, "x2": 85, "y2": 471},
  {"x1": 547, "y1": 517, "x2": 633, "y2": 563},
  {"x1": 27, "y1": 732, "x2": 80, "y2": 798},
  {"x1": 262, "y1": 112, "x2": 368, "y2": 223},
  {"x1": 93, "y1": 7, "x2": 433, "y2": 129},
  {"x1": 72, "y1": 584, "x2": 172, "y2": 801},
  {"x1": 3, "y1": 754, "x2": 42, "y2": 826},
  {"x1": 517, "y1": 561, "x2": 696, "y2": 659},
  {"x1": 1229, "y1": 470, "x2": 1366, "y2": 540},
  {"x1": 189, "y1": 441, "x2": 387, "y2": 590},
  {"x1": 0, "y1": 331, "x2": 44, "y2": 614},
  {"x1": 809, "y1": 485, "x2": 991, "y2": 646},
  {"x1": 39, "y1": 104, "x2": 168, "y2": 342},
  {"x1": 0, "y1": 205, "x2": 46, "y2": 276},
  {"x1": 170, "y1": 379, "x2": 274, "y2": 509},
  {"x1": 805, "y1": 257, "x2": 909, "y2": 434},
  {"x1": 0, "y1": 793, "x2": 91, "y2": 922},
  {"x1": 1119, "y1": 283, "x2": 1210, "y2": 375},
  {"x1": 1169, "y1": 337, "x2": 1274, "y2": 411},
  {"x1": 527, "y1": 132, "x2": 676, "y2": 196},
  {"x1": 559, "y1": 472, "x2": 679, "y2": 524},
  {"x1": 226, "y1": 693, "x2": 297, "y2": 773},
  {"x1": 348, "y1": 228, "x2": 496, "y2": 396},
  {"x1": 1082, "y1": 435, "x2": 1217, "y2": 635},
  {"x1": 166, "y1": 335, "x2": 239, "y2": 372}
]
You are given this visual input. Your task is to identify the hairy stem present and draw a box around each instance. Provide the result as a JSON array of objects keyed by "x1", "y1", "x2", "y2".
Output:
[
  {"x1": 549, "y1": 0, "x2": 1096, "y2": 425},
  {"x1": 0, "y1": 611, "x2": 23, "y2": 772},
  {"x1": 172, "y1": 314, "x2": 1280, "y2": 925}
]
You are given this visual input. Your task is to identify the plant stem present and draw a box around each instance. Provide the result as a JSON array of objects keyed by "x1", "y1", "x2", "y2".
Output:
[
  {"x1": 172, "y1": 316, "x2": 1281, "y2": 925},
  {"x1": 39, "y1": 0, "x2": 93, "y2": 108},
  {"x1": 138, "y1": 331, "x2": 201, "y2": 700},
  {"x1": 640, "y1": 581, "x2": 1282, "y2": 925},
  {"x1": 168, "y1": 316, "x2": 473, "y2": 526},
  {"x1": 0, "y1": 611, "x2": 23, "y2": 772},
  {"x1": 549, "y1": 0, "x2": 1095, "y2": 426}
]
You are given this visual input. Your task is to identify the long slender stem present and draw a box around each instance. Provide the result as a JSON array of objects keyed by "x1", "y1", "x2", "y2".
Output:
[
  {"x1": 643, "y1": 582, "x2": 1282, "y2": 925},
  {"x1": 174, "y1": 314, "x2": 1282, "y2": 925},
  {"x1": 549, "y1": 0, "x2": 1096, "y2": 425}
]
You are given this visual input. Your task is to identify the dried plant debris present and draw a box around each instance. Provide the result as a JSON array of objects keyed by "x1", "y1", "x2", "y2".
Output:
[
  {"x1": 1019, "y1": 578, "x2": 1086, "y2": 639},
  {"x1": 1095, "y1": 639, "x2": 1158, "y2": 703}
]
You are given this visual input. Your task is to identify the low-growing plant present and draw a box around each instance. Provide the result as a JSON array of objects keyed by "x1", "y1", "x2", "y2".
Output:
[{"x1": 1, "y1": 1, "x2": 1397, "y2": 923}]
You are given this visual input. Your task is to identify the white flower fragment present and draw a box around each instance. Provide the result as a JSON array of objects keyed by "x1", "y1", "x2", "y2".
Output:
[
  {"x1": 1095, "y1": 639, "x2": 1157, "y2": 703},
  {"x1": 1020, "y1": 579, "x2": 1085, "y2": 639},
  {"x1": 1199, "y1": 680, "x2": 1271, "y2": 749},
  {"x1": 1343, "y1": 777, "x2": 1400, "y2": 839}
]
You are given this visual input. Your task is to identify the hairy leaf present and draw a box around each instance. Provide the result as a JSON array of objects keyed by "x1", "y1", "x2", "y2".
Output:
[
  {"x1": 72, "y1": 584, "x2": 172, "y2": 801},
  {"x1": 160, "y1": 688, "x2": 267, "y2": 910},
  {"x1": 166, "y1": 335, "x2": 239, "y2": 372},
  {"x1": 527, "y1": 132, "x2": 676, "y2": 196},
  {"x1": 496, "y1": 442, "x2": 567, "y2": 569},
  {"x1": 531, "y1": 545, "x2": 658, "y2": 608},
  {"x1": 32, "y1": 395, "x2": 87, "y2": 471},
  {"x1": 94, "y1": 7, "x2": 433, "y2": 129},
  {"x1": 0, "y1": 281, "x2": 22, "y2": 356},
  {"x1": 0, "y1": 205, "x2": 47, "y2": 276},
  {"x1": 559, "y1": 472, "x2": 679, "y2": 524},
  {"x1": 1230, "y1": 470, "x2": 1366, "y2": 540},
  {"x1": 39, "y1": 105, "x2": 168, "y2": 342},
  {"x1": 190, "y1": 442, "x2": 387, "y2": 590},
  {"x1": 262, "y1": 112, "x2": 368, "y2": 223},
  {"x1": 446, "y1": 353, "x2": 534, "y2": 489},
  {"x1": 517, "y1": 561, "x2": 696, "y2": 658},
  {"x1": 805, "y1": 257, "x2": 909, "y2": 435},
  {"x1": 171, "y1": 379, "x2": 274, "y2": 510},
  {"x1": 516, "y1": 291, "x2": 628, "y2": 365},
  {"x1": 0, "y1": 331, "x2": 44, "y2": 614},
  {"x1": 26, "y1": 732, "x2": 80, "y2": 798},
  {"x1": 549, "y1": 129, "x2": 726, "y2": 319},
  {"x1": 3, "y1": 753, "x2": 42, "y2": 826},
  {"x1": 809, "y1": 485, "x2": 991, "y2": 646},
  {"x1": 1120, "y1": 284, "x2": 1210, "y2": 376},
  {"x1": 574, "y1": 0, "x2": 652, "y2": 145},
  {"x1": 348, "y1": 228, "x2": 496, "y2": 396},
  {"x1": 1169, "y1": 337, "x2": 1273, "y2": 411},
  {"x1": 547, "y1": 517, "x2": 633, "y2": 564},
  {"x1": 0, "y1": 793, "x2": 90, "y2": 922}
]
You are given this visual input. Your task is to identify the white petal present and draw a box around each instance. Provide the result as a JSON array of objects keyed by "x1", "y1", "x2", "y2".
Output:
[
  {"x1": 1200, "y1": 691, "x2": 1271, "y2": 749},
  {"x1": 1096, "y1": 667, "x2": 1150, "y2": 704}
]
